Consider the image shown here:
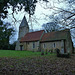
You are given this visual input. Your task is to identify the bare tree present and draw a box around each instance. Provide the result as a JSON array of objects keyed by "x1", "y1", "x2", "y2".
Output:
[
  {"x1": 42, "y1": 22, "x2": 60, "y2": 33},
  {"x1": 40, "y1": 0, "x2": 75, "y2": 29}
]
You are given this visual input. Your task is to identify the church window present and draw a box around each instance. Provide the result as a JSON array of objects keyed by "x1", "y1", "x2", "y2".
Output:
[
  {"x1": 33, "y1": 42, "x2": 35, "y2": 48},
  {"x1": 53, "y1": 43, "x2": 56, "y2": 48},
  {"x1": 43, "y1": 44, "x2": 46, "y2": 48}
]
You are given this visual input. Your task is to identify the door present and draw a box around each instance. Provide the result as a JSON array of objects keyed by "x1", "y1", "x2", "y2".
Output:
[{"x1": 20, "y1": 45, "x2": 23, "y2": 51}]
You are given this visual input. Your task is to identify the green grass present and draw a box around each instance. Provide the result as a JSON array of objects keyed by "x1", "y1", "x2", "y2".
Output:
[{"x1": 0, "y1": 50, "x2": 55, "y2": 58}]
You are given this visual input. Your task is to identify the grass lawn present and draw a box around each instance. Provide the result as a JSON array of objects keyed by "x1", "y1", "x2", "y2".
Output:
[
  {"x1": 0, "y1": 50, "x2": 55, "y2": 58},
  {"x1": 0, "y1": 50, "x2": 75, "y2": 75}
]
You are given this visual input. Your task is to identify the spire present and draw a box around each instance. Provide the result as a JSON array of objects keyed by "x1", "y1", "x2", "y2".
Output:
[{"x1": 19, "y1": 16, "x2": 28, "y2": 27}]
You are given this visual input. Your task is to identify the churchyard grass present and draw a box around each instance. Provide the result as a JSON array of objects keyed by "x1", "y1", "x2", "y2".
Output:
[
  {"x1": 0, "y1": 50, "x2": 75, "y2": 75},
  {"x1": 0, "y1": 50, "x2": 55, "y2": 58}
]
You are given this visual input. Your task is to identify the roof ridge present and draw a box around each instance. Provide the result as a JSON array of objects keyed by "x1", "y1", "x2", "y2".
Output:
[
  {"x1": 44, "y1": 29, "x2": 70, "y2": 35},
  {"x1": 28, "y1": 30, "x2": 44, "y2": 34},
  {"x1": 20, "y1": 30, "x2": 44, "y2": 42}
]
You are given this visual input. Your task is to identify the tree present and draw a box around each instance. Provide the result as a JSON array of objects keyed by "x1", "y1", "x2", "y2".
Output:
[
  {"x1": 41, "y1": 0, "x2": 75, "y2": 29},
  {"x1": 0, "y1": 0, "x2": 50, "y2": 49},
  {"x1": 0, "y1": 22, "x2": 15, "y2": 50},
  {"x1": 0, "y1": 0, "x2": 38, "y2": 49},
  {"x1": 0, "y1": 0, "x2": 38, "y2": 23},
  {"x1": 48, "y1": 0, "x2": 75, "y2": 44},
  {"x1": 40, "y1": 0, "x2": 75, "y2": 46},
  {"x1": 42, "y1": 22, "x2": 60, "y2": 33},
  {"x1": 0, "y1": 0, "x2": 74, "y2": 28},
  {"x1": 0, "y1": 0, "x2": 74, "y2": 46}
]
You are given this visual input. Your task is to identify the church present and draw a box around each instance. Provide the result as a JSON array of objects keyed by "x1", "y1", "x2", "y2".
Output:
[{"x1": 15, "y1": 16, "x2": 74, "y2": 54}]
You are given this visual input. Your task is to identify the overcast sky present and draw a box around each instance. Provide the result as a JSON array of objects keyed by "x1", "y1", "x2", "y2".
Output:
[
  {"x1": 3, "y1": 1, "x2": 75, "y2": 46},
  {"x1": 4, "y1": 1, "x2": 67, "y2": 30}
]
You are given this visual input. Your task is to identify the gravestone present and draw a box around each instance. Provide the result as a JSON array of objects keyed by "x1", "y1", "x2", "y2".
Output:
[{"x1": 60, "y1": 40, "x2": 64, "y2": 54}]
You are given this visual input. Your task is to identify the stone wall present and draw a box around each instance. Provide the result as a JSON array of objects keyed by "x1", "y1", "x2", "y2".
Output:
[
  {"x1": 20, "y1": 41, "x2": 39, "y2": 51},
  {"x1": 66, "y1": 30, "x2": 74, "y2": 53},
  {"x1": 41, "y1": 41, "x2": 62, "y2": 52},
  {"x1": 20, "y1": 42, "x2": 27, "y2": 50},
  {"x1": 26, "y1": 41, "x2": 39, "y2": 51}
]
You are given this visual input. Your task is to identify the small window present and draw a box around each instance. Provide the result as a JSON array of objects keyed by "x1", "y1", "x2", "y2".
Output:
[
  {"x1": 33, "y1": 42, "x2": 35, "y2": 48},
  {"x1": 43, "y1": 44, "x2": 46, "y2": 48},
  {"x1": 53, "y1": 43, "x2": 55, "y2": 48}
]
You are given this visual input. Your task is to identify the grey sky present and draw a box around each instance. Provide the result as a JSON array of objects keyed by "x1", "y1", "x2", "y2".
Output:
[{"x1": 3, "y1": 0, "x2": 75, "y2": 46}]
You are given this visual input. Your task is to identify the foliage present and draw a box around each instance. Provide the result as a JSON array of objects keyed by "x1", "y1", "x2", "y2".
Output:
[
  {"x1": 9, "y1": 42, "x2": 16, "y2": 50},
  {"x1": 0, "y1": 22, "x2": 15, "y2": 50},
  {"x1": 0, "y1": 0, "x2": 75, "y2": 26},
  {"x1": 0, "y1": 0, "x2": 37, "y2": 19}
]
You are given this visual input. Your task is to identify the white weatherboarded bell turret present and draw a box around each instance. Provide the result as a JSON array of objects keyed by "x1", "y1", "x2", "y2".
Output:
[{"x1": 15, "y1": 16, "x2": 29, "y2": 50}]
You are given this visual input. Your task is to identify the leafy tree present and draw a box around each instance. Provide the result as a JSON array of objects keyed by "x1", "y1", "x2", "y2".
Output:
[
  {"x1": 0, "y1": 0, "x2": 75, "y2": 48},
  {"x1": 0, "y1": 0, "x2": 74, "y2": 28},
  {"x1": 0, "y1": 0, "x2": 49, "y2": 50},
  {"x1": 0, "y1": 22, "x2": 15, "y2": 50}
]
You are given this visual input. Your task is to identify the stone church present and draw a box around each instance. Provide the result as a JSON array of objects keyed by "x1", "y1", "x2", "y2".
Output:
[{"x1": 15, "y1": 16, "x2": 74, "y2": 54}]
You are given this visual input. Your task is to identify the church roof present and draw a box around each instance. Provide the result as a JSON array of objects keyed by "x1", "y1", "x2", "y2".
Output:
[
  {"x1": 20, "y1": 30, "x2": 44, "y2": 42},
  {"x1": 41, "y1": 29, "x2": 70, "y2": 42},
  {"x1": 19, "y1": 16, "x2": 28, "y2": 27},
  {"x1": 20, "y1": 29, "x2": 70, "y2": 43}
]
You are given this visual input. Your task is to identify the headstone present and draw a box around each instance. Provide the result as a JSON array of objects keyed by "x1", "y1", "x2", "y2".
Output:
[{"x1": 60, "y1": 40, "x2": 64, "y2": 54}]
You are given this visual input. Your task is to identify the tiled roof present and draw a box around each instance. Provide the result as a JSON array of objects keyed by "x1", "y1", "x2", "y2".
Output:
[
  {"x1": 20, "y1": 30, "x2": 44, "y2": 42},
  {"x1": 41, "y1": 29, "x2": 70, "y2": 42}
]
